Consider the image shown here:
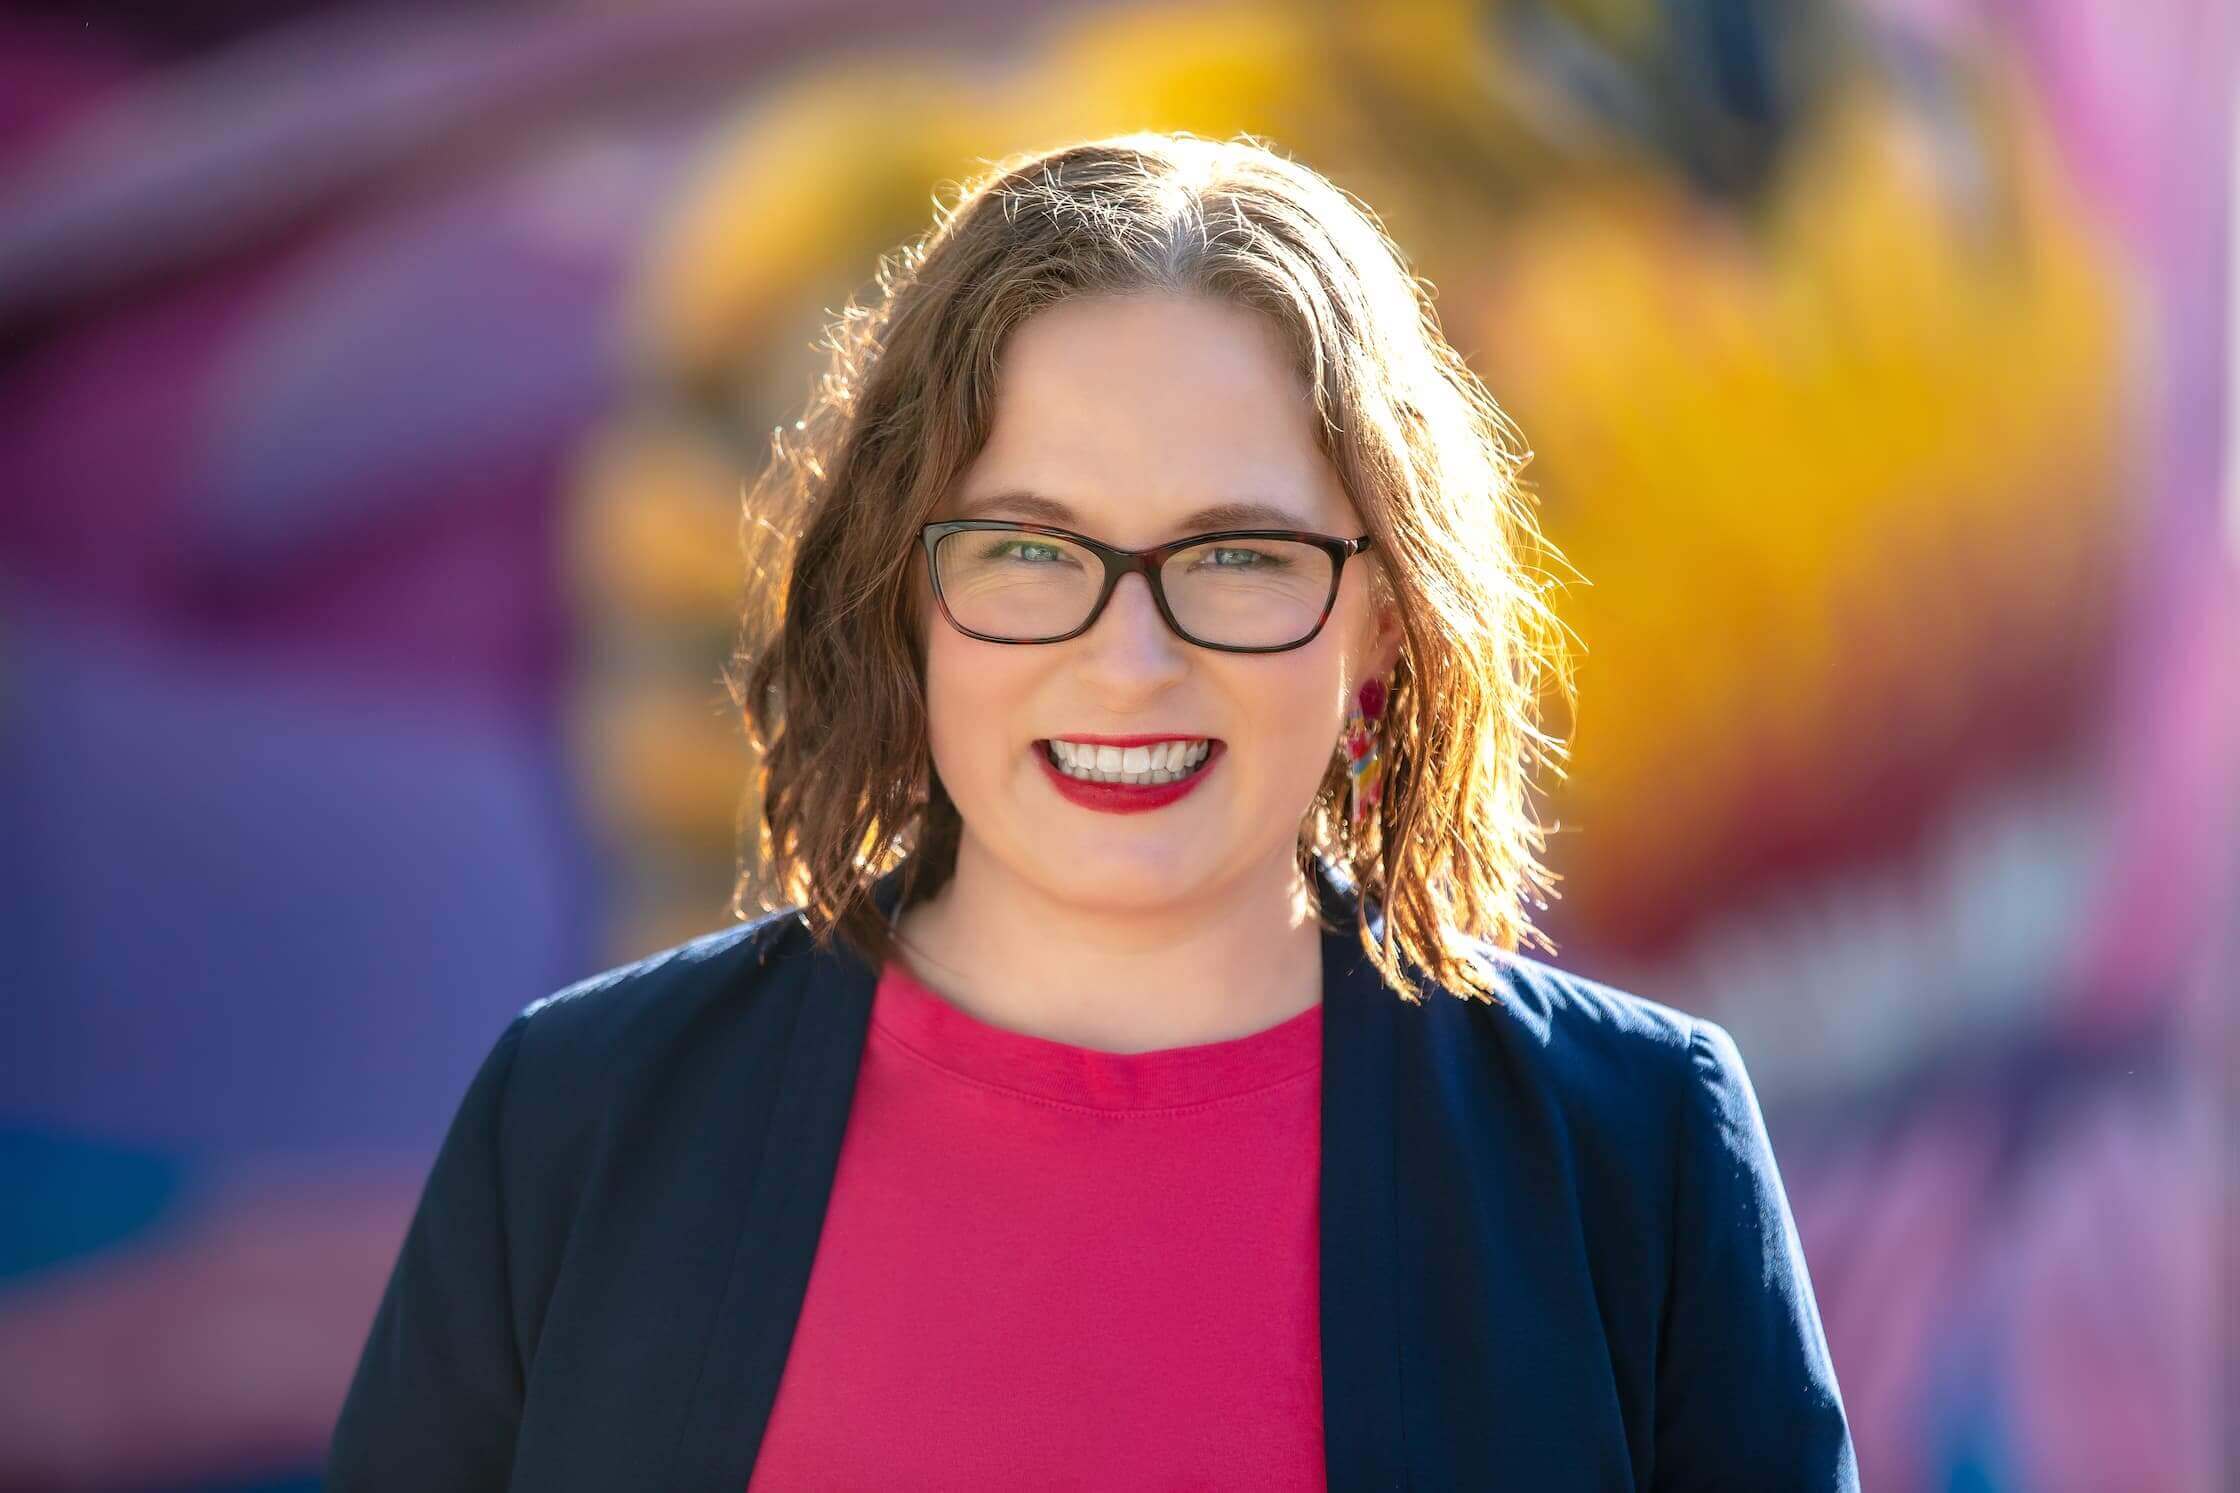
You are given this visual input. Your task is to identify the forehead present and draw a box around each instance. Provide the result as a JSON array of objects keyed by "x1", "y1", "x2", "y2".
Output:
[{"x1": 953, "y1": 292, "x2": 1349, "y2": 535}]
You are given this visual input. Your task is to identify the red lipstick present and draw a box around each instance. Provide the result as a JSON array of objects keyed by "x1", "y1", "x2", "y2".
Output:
[{"x1": 1034, "y1": 737, "x2": 1223, "y2": 815}]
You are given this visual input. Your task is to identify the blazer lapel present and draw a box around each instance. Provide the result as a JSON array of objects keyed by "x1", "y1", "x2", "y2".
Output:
[
  {"x1": 664, "y1": 892, "x2": 883, "y2": 1490},
  {"x1": 1314, "y1": 859, "x2": 1412, "y2": 1490}
]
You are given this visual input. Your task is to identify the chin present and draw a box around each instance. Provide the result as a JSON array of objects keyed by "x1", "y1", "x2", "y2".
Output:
[{"x1": 1031, "y1": 843, "x2": 1211, "y2": 906}]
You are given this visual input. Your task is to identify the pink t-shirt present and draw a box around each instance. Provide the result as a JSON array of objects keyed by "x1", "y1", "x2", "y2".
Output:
[{"x1": 746, "y1": 955, "x2": 1327, "y2": 1490}]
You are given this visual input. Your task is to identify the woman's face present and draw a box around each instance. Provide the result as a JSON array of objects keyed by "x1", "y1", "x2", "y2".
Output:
[{"x1": 913, "y1": 291, "x2": 1402, "y2": 913}]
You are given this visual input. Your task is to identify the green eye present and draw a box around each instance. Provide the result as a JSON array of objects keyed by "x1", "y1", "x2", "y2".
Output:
[
  {"x1": 1202, "y1": 546, "x2": 1290, "y2": 569},
  {"x1": 986, "y1": 539, "x2": 1066, "y2": 563}
]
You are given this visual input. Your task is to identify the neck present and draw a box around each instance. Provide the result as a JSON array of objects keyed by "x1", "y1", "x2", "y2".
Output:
[{"x1": 890, "y1": 837, "x2": 1327, "y2": 1054}]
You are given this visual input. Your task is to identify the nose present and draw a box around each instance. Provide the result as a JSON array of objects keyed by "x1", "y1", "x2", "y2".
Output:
[{"x1": 1078, "y1": 572, "x2": 1189, "y2": 679}]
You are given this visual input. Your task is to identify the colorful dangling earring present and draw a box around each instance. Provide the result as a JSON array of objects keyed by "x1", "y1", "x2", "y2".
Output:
[{"x1": 1342, "y1": 674, "x2": 1388, "y2": 828}]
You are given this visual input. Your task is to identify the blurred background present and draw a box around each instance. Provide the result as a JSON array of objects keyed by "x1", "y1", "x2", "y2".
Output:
[{"x1": 0, "y1": 0, "x2": 2231, "y2": 1488}]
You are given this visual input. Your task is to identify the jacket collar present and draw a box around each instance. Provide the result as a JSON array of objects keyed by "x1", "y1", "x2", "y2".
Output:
[{"x1": 668, "y1": 855, "x2": 1409, "y2": 1489}]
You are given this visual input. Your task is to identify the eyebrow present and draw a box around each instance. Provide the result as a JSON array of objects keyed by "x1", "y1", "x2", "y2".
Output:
[{"x1": 955, "y1": 489, "x2": 1318, "y2": 534}]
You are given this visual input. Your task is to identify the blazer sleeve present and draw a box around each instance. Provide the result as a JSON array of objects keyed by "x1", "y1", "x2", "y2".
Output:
[
  {"x1": 1653, "y1": 1017, "x2": 1861, "y2": 1492},
  {"x1": 328, "y1": 1014, "x2": 530, "y2": 1492}
]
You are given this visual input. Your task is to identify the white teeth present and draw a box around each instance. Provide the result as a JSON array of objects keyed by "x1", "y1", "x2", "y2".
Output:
[{"x1": 1046, "y1": 739, "x2": 1213, "y2": 785}]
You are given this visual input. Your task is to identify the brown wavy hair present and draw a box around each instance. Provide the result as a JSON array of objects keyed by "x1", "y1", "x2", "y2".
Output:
[{"x1": 725, "y1": 130, "x2": 1576, "y2": 1005}]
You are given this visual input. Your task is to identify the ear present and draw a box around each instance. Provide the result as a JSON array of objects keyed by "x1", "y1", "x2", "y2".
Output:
[{"x1": 1363, "y1": 594, "x2": 1404, "y2": 683}]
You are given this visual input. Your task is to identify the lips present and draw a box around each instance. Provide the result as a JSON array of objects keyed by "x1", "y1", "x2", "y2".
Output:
[{"x1": 1034, "y1": 738, "x2": 1224, "y2": 815}]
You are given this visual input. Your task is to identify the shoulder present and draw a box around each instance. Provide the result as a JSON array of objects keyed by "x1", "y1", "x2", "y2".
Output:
[
  {"x1": 518, "y1": 902, "x2": 813, "y2": 1039},
  {"x1": 1461, "y1": 940, "x2": 1707, "y2": 1094},
  {"x1": 1458, "y1": 942, "x2": 1778, "y2": 1200},
  {"x1": 1401, "y1": 939, "x2": 1755, "y2": 1191},
  {"x1": 492, "y1": 902, "x2": 828, "y2": 1131}
]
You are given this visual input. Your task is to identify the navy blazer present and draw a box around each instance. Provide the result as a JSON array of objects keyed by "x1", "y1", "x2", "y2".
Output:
[{"x1": 330, "y1": 858, "x2": 1858, "y2": 1490}]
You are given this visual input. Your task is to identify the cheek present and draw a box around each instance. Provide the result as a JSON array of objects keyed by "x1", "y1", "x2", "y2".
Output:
[
  {"x1": 1227, "y1": 658, "x2": 1347, "y2": 788},
  {"x1": 915, "y1": 575, "x2": 966, "y2": 763},
  {"x1": 921, "y1": 630, "x2": 1031, "y2": 781},
  {"x1": 919, "y1": 631, "x2": 970, "y2": 766}
]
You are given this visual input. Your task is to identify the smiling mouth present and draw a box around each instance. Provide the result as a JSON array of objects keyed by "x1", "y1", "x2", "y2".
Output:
[{"x1": 1034, "y1": 743, "x2": 1218, "y2": 787}]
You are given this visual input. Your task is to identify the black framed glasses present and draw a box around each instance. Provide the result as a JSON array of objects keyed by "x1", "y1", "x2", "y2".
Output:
[{"x1": 920, "y1": 519, "x2": 1375, "y2": 654}]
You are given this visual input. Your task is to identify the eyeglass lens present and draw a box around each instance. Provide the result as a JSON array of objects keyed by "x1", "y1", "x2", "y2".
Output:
[{"x1": 933, "y1": 530, "x2": 1335, "y2": 648}]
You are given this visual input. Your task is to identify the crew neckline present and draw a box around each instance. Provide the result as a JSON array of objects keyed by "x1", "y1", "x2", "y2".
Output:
[{"x1": 869, "y1": 956, "x2": 1322, "y2": 1111}]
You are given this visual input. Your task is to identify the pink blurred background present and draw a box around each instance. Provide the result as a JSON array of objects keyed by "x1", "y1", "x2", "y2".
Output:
[{"x1": 1, "y1": 1, "x2": 2231, "y2": 1488}]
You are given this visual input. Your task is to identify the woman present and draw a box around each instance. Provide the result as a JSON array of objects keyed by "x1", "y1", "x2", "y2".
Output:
[{"x1": 330, "y1": 132, "x2": 1858, "y2": 1490}]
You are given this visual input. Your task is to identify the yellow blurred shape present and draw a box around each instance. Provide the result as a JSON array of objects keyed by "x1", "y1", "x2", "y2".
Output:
[
  {"x1": 566, "y1": 415, "x2": 749, "y2": 624},
  {"x1": 572, "y1": 679, "x2": 747, "y2": 852}
]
